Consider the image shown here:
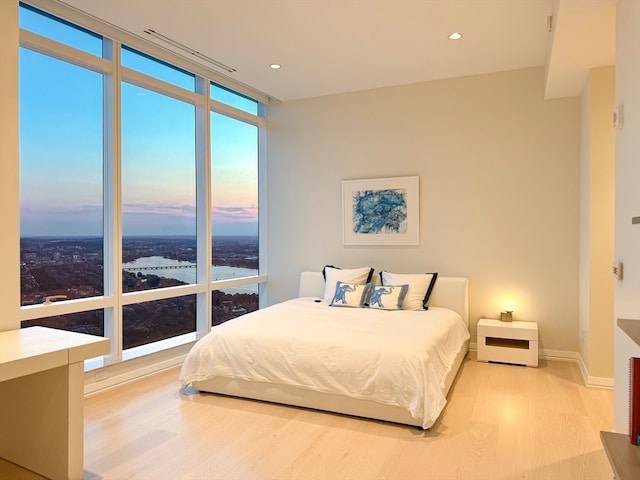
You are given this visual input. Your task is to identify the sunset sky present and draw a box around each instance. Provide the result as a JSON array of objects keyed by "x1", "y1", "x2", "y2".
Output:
[{"x1": 19, "y1": 36, "x2": 258, "y2": 238}]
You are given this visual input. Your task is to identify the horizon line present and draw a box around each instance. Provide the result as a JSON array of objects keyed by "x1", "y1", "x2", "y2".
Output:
[{"x1": 20, "y1": 234, "x2": 258, "y2": 239}]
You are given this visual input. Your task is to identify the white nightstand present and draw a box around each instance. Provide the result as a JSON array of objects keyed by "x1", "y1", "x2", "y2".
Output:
[{"x1": 477, "y1": 318, "x2": 538, "y2": 367}]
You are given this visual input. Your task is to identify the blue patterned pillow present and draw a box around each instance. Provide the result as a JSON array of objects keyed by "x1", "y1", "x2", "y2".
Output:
[
  {"x1": 330, "y1": 281, "x2": 372, "y2": 308},
  {"x1": 368, "y1": 284, "x2": 409, "y2": 310}
]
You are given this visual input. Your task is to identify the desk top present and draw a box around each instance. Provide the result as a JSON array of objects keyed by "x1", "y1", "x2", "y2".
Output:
[
  {"x1": 618, "y1": 318, "x2": 640, "y2": 347},
  {"x1": 601, "y1": 431, "x2": 640, "y2": 480},
  {"x1": 0, "y1": 326, "x2": 109, "y2": 382}
]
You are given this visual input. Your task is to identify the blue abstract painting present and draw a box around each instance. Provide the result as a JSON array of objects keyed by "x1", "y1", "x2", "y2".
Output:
[
  {"x1": 352, "y1": 188, "x2": 407, "y2": 234},
  {"x1": 342, "y1": 176, "x2": 418, "y2": 245}
]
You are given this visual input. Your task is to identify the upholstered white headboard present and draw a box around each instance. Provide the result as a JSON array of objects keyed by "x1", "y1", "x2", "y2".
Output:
[{"x1": 298, "y1": 271, "x2": 469, "y2": 329}]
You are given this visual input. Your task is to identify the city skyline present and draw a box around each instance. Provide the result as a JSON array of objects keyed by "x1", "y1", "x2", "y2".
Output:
[
  {"x1": 20, "y1": 234, "x2": 259, "y2": 300},
  {"x1": 19, "y1": 233, "x2": 257, "y2": 238}
]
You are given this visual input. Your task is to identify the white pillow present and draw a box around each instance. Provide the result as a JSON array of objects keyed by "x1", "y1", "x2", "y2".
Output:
[
  {"x1": 322, "y1": 266, "x2": 374, "y2": 303},
  {"x1": 330, "y1": 281, "x2": 372, "y2": 308},
  {"x1": 380, "y1": 271, "x2": 438, "y2": 311}
]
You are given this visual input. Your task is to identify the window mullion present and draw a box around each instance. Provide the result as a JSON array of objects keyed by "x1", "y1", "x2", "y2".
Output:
[
  {"x1": 196, "y1": 76, "x2": 211, "y2": 336},
  {"x1": 20, "y1": 29, "x2": 110, "y2": 75},
  {"x1": 121, "y1": 66, "x2": 200, "y2": 105},
  {"x1": 258, "y1": 118, "x2": 268, "y2": 309},
  {"x1": 103, "y1": 38, "x2": 123, "y2": 364}
]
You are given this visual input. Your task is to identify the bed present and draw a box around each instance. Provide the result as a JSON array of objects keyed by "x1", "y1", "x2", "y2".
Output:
[{"x1": 180, "y1": 271, "x2": 470, "y2": 429}]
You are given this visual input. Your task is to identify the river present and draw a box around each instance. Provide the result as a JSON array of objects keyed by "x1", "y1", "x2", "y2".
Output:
[{"x1": 122, "y1": 256, "x2": 258, "y2": 294}]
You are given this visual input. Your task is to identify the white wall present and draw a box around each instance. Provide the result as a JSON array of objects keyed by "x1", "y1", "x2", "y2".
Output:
[
  {"x1": 267, "y1": 67, "x2": 581, "y2": 354},
  {"x1": 613, "y1": 0, "x2": 640, "y2": 434},
  {"x1": 0, "y1": 0, "x2": 20, "y2": 332}
]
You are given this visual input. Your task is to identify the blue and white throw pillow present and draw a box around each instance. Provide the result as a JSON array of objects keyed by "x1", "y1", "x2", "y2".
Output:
[
  {"x1": 330, "y1": 281, "x2": 372, "y2": 308},
  {"x1": 368, "y1": 284, "x2": 409, "y2": 310}
]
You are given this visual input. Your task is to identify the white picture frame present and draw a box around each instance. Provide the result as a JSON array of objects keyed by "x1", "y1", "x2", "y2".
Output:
[{"x1": 342, "y1": 176, "x2": 419, "y2": 246}]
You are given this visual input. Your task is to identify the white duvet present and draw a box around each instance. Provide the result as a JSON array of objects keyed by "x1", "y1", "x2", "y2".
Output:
[{"x1": 179, "y1": 298, "x2": 470, "y2": 428}]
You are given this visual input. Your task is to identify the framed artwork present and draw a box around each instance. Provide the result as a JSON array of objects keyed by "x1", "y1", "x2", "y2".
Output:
[{"x1": 342, "y1": 176, "x2": 419, "y2": 246}]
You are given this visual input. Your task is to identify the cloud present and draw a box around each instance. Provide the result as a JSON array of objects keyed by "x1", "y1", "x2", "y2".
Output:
[
  {"x1": 212, "y1": 206, "x2": 257, "y2": 223},
  {"x1": 21, "y1": 204, "x2": 102, "y2": 216},
  {"x1": 122, "y1": 203, "x2": 196, "y2": 217},
  {"x1": 21, "y1": 203, "x2": 257, "y2": 237}
]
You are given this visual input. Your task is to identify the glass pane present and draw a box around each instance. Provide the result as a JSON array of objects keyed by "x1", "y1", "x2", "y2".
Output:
[
  {"x1": 21, "y1": 309, "x2": 104, "y2": 338},
  {"x1": 19, "y1": 3, "x2": 103, "y2": 57},
  {"x1": 122, "y1": 237, "x2": 197, "y2": 291},
  {"x1": 210, "y1": 82, "x2": 258, "y2": 115},
  {"x1": 212, "y1": 286, "x2": 259, "y2": 326},
  {"x1": 19, "y1": 48, "x2": 104, "y2": 307},
  {"x1": 122, "y1": 45, "x2": 195, "y2": 91},
  {"x1": 211, "y1": 236, "x2": 259, "y2": 277},
  {"x1": 211, "y1": 113, "x2": 258, "y2": 281},
  {"x1": 121, "y1": 82, "x2": 196, "y2": 292},
  {"x1": 123, "y1": 295, "x2": 196, "y2": 349}
]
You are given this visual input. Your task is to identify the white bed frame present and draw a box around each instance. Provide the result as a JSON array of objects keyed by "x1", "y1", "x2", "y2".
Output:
[{"x1": 192, "y1": 272, "x2": 469, "y2": 428}]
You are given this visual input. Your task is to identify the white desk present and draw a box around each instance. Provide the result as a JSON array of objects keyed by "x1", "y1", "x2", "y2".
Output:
[{"x1": 0, "y1": 327, "x2": 109, "y2": 480}]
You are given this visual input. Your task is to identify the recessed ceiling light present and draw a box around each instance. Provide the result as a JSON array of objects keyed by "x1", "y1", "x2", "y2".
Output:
[
  {"x1": 448, "y1": 32, "x2": 463, "y2": 40},
  {"x1": 269, "y1": 63, "x2": 281, "y2": 69}
]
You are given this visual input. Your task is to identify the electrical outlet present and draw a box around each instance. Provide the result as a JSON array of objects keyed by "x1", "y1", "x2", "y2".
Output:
[
  {"x1": 613, "y1": 261, "x2": 624, "y2": 280},
  {"x1": 614, "y1": 104, "x2": 624, "y2": 129},
  {"x1": 95, "y1": 371, "x2": 108, "y2": 381}
]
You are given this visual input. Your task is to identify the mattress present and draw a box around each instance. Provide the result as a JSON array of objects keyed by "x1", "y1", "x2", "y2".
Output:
[{"x1": 180, "y1": 296, "x2": 470, "y2": 428}]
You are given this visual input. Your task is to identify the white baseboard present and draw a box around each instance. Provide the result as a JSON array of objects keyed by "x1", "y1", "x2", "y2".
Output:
[
  {"x1": 584, "y1": 375, "x2": 614, "y2": 389},
  {"x1": 541, "y1": 349, "x2": 613, "y2": 388},
  {"x1": 84, "y1": 353, "x2": 187, "y2": 396},
  {"x1": 539, "y1": 348, "x2": 580, "y2": 361},
  {"x1": 83, "y1": 344, "x2": 614, "y2": 396},
  {"x1": 471, "y1": 344, "x2": 613, "y2": 389}
]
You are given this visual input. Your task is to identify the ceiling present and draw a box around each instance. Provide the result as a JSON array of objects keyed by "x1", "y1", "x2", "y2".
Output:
[{"x1": 56, "y1": 0, "x2": 616, "y2": 101}]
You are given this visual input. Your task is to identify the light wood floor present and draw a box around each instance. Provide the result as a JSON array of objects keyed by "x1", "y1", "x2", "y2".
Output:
[{"x1": 1, "y1": 355, "x2": 614, "y2": 480}]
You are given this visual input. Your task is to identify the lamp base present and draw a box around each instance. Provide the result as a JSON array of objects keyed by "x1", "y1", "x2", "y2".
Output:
[{"x1": 500, "y1": 311, "x2": 513, "y2": 322}]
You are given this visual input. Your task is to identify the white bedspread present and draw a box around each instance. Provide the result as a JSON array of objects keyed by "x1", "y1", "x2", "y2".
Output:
[{"x1": 179, "y1": 298, "x2": 470, "y2": 428}]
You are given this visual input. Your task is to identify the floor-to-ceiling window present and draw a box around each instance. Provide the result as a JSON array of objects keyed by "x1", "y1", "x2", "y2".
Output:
[
  {"x1": 18, "y1": 2, "x2": 266, "y2": 367},
  {"x1": 19, "y1": 6, "x2": 106, "y2": 340},
  {"x1": 210, "y1": 108, "x2": 259, "y2": 325}
]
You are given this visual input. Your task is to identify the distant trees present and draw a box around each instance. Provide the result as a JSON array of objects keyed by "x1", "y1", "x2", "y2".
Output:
[{"x1": 122, "y1": 271, "x2": 183, "y2": 291}]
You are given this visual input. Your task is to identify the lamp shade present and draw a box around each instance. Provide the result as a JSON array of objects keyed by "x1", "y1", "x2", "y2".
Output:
[{"x1": 502, "y1": 299, "x2": 516, "y2": 313}]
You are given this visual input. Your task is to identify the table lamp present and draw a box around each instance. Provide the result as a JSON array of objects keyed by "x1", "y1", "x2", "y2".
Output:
[{"x1": 501, "y1": 299, "x2": 515, "y2": 322}]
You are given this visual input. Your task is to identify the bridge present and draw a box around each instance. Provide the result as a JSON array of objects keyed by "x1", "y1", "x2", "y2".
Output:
[{"x1": 123, "y1": 264, "x2": 195, "y2": 271}]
